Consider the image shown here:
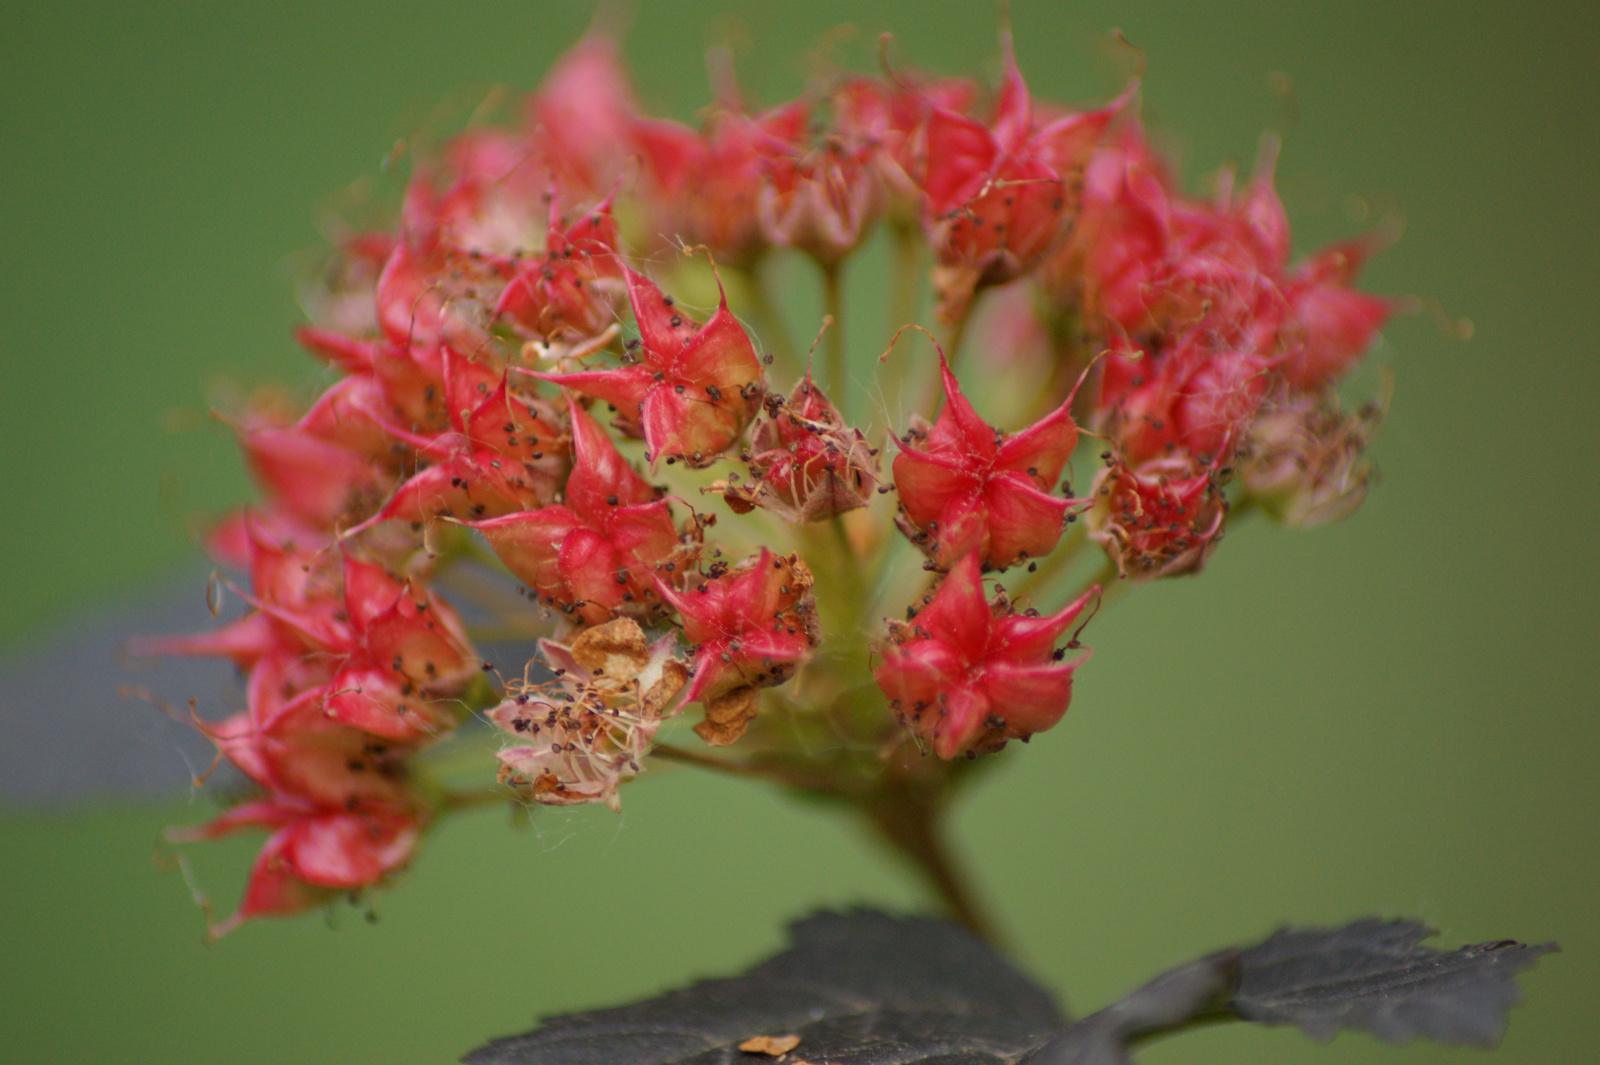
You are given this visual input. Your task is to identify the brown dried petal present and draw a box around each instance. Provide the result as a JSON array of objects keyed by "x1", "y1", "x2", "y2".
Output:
[
  {"x1": 569, "y1": 617, "x2": 652, "y2": 684},
  {"x1": 694, "y1": 686, "x2": 760, "y2": 747},
  {"x1": 641, "y1": 659, "x2": 689, "y2": 719}
]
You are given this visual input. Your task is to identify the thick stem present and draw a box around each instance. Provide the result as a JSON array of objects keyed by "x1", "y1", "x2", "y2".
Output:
[
  {"x1": 864, "y1": 786, "x2": 1003, "y2": 947},
  {"x1": 655, "y1": 740, "x2": 1003, "y2": 947}
]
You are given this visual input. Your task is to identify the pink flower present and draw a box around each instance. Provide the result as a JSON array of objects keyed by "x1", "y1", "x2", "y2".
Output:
[
  {"x1": 892, "y1": 347, "x2": 1083, "y2": 571},
  {"x1": 875, "y1": 553, "x2": 1096, "y2": 758}
]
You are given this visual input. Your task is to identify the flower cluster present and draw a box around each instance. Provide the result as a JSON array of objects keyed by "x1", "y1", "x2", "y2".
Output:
[{"x1": 141, "y1": 24, "x2": 1389, "y2": 933}]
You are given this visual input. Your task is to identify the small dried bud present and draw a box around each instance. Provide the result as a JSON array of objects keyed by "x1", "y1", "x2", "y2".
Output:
[
  {"x1": 1086, "y1": 454, "x2": 1226, "y2": 579},
  {"x1": 712, "y1": 372, "x2": 877, "y2": 523},
  {"x1": 1240, "y1": 394, "x2": 1382, "y2": 528}
]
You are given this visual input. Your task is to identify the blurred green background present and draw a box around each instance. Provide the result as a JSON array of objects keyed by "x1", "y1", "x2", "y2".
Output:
[{"x1": 2, "y1": 1, "x2": 1595, "y2": 1062}]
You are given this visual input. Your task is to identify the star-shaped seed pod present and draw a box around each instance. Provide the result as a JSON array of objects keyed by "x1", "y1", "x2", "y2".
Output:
[
  {"x1": 893, "y1": 346, "x2": 1085, "y2": 572},
  {"x1": 654, "y1": 548, "x2": 820, "y2": 746},
  {"x1": 527, "y1": 266, "x2": 764, "y2": 468},
  {"x1": 468, "y1": 398, "x2": 695, "y2": 624},
  {"x1": 875, "y1": 552, "x2": 1097, "y2": 758}
]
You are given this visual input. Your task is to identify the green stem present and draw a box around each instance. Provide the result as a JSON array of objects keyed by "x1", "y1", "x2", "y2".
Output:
[
  {"x1": 653, "y1": 738, "x2": 1003, "y2": 946},
  {"x1": 821, "y1": 263, "x2": 846, "y2": 400},
  {"x1": 651, "y1": 742, "x2": 844, "y2": 796},
  {"x1": 737, "y1": 262, "x2": 800, "y2": 375},
  {"x1": 889, "y1": 219, "x2": 922, "y2": 336},
  {"x1": 876, "y1": 220, "x2": 926, "y2": 435},
  {"x1": 943, "y1": 302, "x2": 971, "y2": 369}
]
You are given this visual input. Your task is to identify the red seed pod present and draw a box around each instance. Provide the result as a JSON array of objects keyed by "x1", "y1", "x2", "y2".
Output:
[
  {"x1": 875, "y1": 552, "x2": 1096, "y2": 759},
  {"x1": 631, "y1": 101, "x2": 811, "y2": 268},
  {"x1": 469, "y1": 399, "x2": 691, "y2": 625},
  {"x1": 653, "y1": 548, "x2": 820, "y2": 745},
  {"x1": 527, "y1": 266, "x2": 764, "y2": 468},
  {"x1": 170, "y1": 799, "x2": 423, "y2": 938},
  {"x1": 892, "y1": 345, "x2": 1084, "y2": 572},
  {"x1": 919, "y1": 30, "x2": 1135, "y2": 324}
]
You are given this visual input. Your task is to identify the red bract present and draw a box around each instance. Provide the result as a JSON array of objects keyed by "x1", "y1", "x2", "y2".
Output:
[
  {"x1": 919, "y1": 31, "x2": 1134, "y2": 322},
  {"x1": 833, "y1": 72, "x2": 977, "y2": 217},
  {"x1": 468, "y1": 399, "x2": 691, "y2": 624},
  {"x1": 528, "y1": 266, "x2": 764, "y2": 468},
  {"x1": 654, "y1": 548, "x2": 819, "y2": 745},
  {"x1": 170, "y1": 799, "x2": 422, "y2": 938},
  {"x1": 893, "y1": 348, "x2": 1083, "y2": 571},
  {"x1": 875, "y1": 553, "x2": 1096, "y2": 758},
  {"x1": 716, "y1": 372, "x2": 878, "y2": 523},
  {"x1": 528, "y1": 31, "x2": 639, "y2": 194},
  {"x1": 632, "y1": 102, "x2": 810, "y2": 267},
  {"x1": 1086, "y1": 454, "x2": 1227, "y2": 579},
  {"x1": 345, "y1": 350, "x2": 569, "y2": 533}
]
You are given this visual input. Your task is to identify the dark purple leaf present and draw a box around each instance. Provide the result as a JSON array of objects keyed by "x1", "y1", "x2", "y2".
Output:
[
  {"x1": 464, "y1": 912, "x2": 1553, "y2": 1065},
  {"x1": 1231, "y1": 919, "x2": 1557, "y2": 1046},
  {"x1": 463, "y1": 911, "x2": 1064, "y2": 1065}
]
